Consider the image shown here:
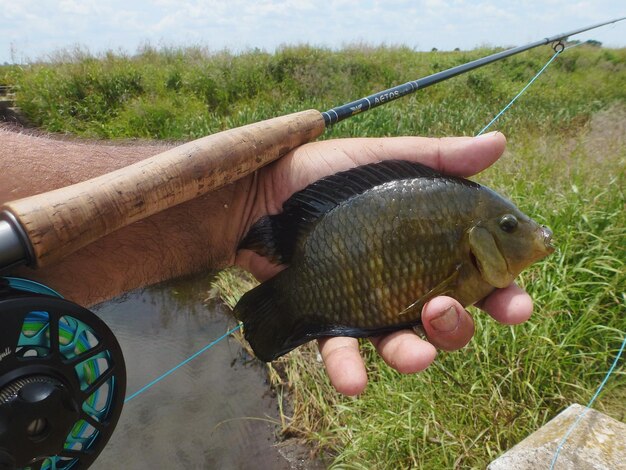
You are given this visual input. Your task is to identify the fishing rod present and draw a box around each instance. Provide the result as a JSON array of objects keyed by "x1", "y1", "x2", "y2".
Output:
[
  {"x1": 322, "y1": 17, "x2": 625, "y2": 126},
  {"x1": 0, "y1": 16, "x2": 623, "y2": 470},
  {"x1": 0, "y1": 16, "x2": 624, "y2": 271}
]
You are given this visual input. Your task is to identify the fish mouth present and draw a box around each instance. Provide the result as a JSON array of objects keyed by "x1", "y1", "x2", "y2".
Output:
[{"x1": 541, "y1": 225, "x2": 555, "y2": 252}]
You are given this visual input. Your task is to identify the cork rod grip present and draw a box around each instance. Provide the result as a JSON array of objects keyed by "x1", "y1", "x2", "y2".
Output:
[{"x1": 2, "y1": 109, "x2": 326, "y2": 268}]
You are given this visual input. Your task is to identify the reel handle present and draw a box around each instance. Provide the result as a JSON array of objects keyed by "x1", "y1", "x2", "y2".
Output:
[{"x1": 1, "y1": 110, "x2": 325, "y2": 268}]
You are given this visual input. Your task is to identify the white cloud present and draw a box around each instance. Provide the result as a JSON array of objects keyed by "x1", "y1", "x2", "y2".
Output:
[
  {"x1": 58, "y1": 0, "x2": 101, "y2": 15},
  {"x1": 0, "y1": 0, "x2": 624, "y2": 63}
]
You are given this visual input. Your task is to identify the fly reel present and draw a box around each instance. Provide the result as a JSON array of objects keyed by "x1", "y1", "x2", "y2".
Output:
[{"x1": 0, "y1": 278, "x2": 126, "y2": 469}]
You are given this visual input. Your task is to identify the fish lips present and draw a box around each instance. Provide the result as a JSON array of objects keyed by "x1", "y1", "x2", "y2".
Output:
[{"x1": 540, "y1": 225, "x2": 556, "y2": 253}]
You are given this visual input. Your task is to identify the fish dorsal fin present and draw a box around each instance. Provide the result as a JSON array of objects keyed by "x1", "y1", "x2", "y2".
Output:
[
  {"x1": 284, "y1": 159, "x2": 444, "y2": 215},
  {"x1": 239, "y1": 160, "x2": 448, "y2": 264}
]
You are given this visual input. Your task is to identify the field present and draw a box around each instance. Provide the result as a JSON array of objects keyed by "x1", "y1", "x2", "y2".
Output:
[{"x1": 3, "y1": 44, "x2": 625, "y2": 468}]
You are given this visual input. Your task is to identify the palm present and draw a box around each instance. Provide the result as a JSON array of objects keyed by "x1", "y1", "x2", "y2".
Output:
[{"x1": 235, "y1": 134, "x2": 534, "y2": 396}]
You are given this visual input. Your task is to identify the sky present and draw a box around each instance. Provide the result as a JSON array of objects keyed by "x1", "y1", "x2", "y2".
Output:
[{"x1": 1, "y1": 0, "x2": 624, "y2": 63}]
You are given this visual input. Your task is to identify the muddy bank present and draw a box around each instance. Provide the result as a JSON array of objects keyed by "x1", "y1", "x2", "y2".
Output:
[
  {"x1": 0, "y1": 87, "x2": 29, "y2": 126},
  {"x1": 90, "y1": 275, "x2": 309, "y2": 469}
]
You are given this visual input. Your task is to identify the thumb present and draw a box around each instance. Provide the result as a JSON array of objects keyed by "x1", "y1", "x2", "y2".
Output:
[{"x1": 421, "y1": 296, "x2": 475, "y2": 351}]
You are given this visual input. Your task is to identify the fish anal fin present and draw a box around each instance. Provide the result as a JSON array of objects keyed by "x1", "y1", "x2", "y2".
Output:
[{"x1": 234, "y1": 270, "x2": 334, "y2": 361}]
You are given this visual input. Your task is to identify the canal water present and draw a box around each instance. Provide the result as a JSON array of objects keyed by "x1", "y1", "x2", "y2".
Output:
[{"x1": 91, "y1": 275, "x2": 294, "y2": 469}]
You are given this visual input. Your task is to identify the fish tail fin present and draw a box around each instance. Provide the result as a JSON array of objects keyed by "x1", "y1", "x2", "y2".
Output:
[{"x1": 234, "y1": 271, "x2": 311, "y2": 362}]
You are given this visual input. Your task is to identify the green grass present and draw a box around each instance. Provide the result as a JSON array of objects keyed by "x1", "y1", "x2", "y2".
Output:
[
  {"x1": 4, "y1": 44, "x2": 625, "y2": 468},
  {"x1": 215, "y1": 125, "x2": 625, "y2": 468},
  {"x1": 2, "y1": 45, "x2": 624, "y2": 139}
]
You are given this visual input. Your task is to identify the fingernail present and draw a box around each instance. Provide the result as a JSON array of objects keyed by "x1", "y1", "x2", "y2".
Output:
[{"x1": 430, "y1": 306, "x2": 460, "y2": 333}]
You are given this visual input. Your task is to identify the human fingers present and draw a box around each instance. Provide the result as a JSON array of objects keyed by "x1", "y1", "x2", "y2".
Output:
[
  {"x1": 338, "y1": 131, "x2": 507, "y2": 177},
  {"x1": 477, "y1": 283, "x2": 533, "y2": 325},
  {"x1": 420, "y1": 296, "x2": 475, "y2": 351},
  {"x1": 265, "y1": 132, "x2": 506, "y2": 211},
  {"x1": 369, "y1": 330, "x2": 437, "y2": 374},
  {"x1": 318, "y1": 337, "x2": 368, "y2": 396},
  {"x1": 315, "y1": 285, "x2": 529, "y2": 395}
]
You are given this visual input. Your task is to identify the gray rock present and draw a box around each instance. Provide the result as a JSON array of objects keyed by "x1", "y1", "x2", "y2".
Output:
[{"x1": 489, "y1": 404, "x2": 626, "y2": 470}]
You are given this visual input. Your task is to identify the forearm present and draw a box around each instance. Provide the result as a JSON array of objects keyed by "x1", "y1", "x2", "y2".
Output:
[
  {"x1": 1, "y1": 126, "x2": 253, "y2": 306},
  {"x1": 0, "y1": 127, "x2": 174, "y2": 198}
]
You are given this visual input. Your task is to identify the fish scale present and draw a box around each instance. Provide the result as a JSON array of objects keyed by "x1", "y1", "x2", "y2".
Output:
[
  {"x1": 278, "y1": 177, "x2": 474, "y2": 327},
  {"x1": 235, "y1": 160, "x2": 554, "y2": 361}
]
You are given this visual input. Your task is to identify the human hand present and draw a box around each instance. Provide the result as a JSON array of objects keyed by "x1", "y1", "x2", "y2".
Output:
[
  {"x1": 235, "y1": 132, "x2": 533, "y2": 395},
  {"x1": 1, "y1": 126, "x2": 532, "y2": 396}
]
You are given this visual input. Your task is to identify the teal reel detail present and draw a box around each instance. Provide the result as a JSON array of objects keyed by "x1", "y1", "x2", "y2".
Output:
[{"x1": 0, "y1": 277, "x2": 126, "y2": 469}]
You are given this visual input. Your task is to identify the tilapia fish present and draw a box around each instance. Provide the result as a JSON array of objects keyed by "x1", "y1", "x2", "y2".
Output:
[{"x1": 235, "y1": 160, "x2": 554, "y2": 361}]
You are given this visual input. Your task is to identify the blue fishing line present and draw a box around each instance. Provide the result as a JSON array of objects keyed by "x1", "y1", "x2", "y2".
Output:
[
  {"x1": 475, "y1": 41, "x2": 626, "y2": 465},
  {"x1": 549, "y1": 334, "x2": 626, "y2": 469},
  {"x1": 125, "y1": 46, "x2": 568, "y2": 405},
  {"x1": 476, "y1": 39, "x2": 592, "y2": 137},
  {"x1": 126, "y1": 46, "x2": 623, "y2": 453},
  {"x1": 476, "y1": 49, "x2": 561, "y2": 136},
  {"x1": 124, "y1": 50, "x2": 566, "y2": 405},
  {"x1": 563, "y1": 40, "x2": 590, "y2": 51},
  {"x1": 124, "y1": 323, "x2": 242, "y2": 403}
]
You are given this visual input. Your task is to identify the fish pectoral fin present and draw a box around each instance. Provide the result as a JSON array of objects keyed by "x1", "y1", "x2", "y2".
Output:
[
  {"x1": 398, "y1": 267, "x2": 460, "y2": 317},
  {"x1": 468, "y1": 226, "x2": 513, "y2": 288}
]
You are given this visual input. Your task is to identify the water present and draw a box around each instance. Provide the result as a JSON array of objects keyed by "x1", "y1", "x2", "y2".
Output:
[{"x1": 91, "y1": 275, "x2": 293, "y2": 469}]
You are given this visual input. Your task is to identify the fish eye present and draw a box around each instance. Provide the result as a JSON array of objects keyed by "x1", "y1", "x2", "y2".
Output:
[{"x1": 499, "y1": 214, "x2": 518, "y2": 233}]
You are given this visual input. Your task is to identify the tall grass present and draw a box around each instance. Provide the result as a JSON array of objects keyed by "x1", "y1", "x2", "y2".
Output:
[
  {"x1": 215, "y1": 118, "x2": 625, "y2": 467},
  {"x1": 2, "y1": 45, "x2": 624, "y2": 139},
  {"x1": 4, "y1": 44, "x2": 625, "y2": 468}
]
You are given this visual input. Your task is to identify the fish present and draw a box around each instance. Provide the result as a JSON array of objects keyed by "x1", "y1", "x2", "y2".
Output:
[{"x1": 234, "y1": 160, "x2": 554, "y2": 362}]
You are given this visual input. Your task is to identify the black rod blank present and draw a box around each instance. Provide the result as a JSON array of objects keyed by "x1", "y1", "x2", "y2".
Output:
[{"x1": 321, "y1": 16, "x2": 625, "y2": 126}]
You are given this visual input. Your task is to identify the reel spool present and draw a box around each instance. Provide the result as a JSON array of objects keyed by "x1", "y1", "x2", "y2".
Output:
[{"x1": 0, "y1": 278, "x2": 126, "y2": 469}]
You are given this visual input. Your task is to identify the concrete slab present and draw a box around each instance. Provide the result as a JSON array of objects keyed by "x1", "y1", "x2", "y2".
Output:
[{"x1": 489, "y1": 404, "x2": 626, "y2": 470}]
